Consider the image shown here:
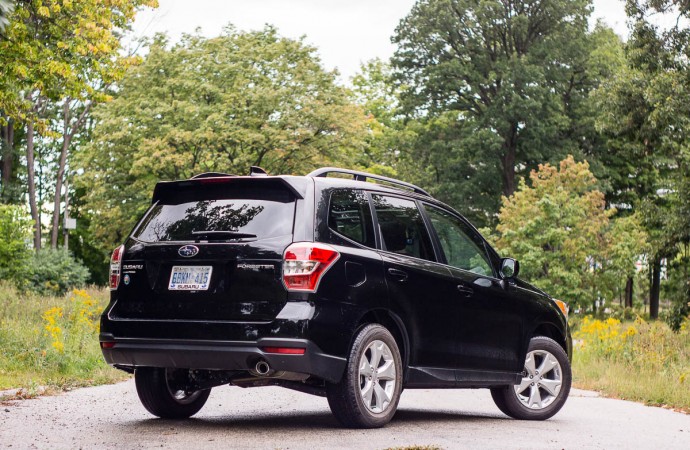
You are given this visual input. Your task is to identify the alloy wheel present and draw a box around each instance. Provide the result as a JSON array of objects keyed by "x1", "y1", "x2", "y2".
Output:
[
  {"x1": 358, "y1": 339, "x2": 397, "y2": 413},
  {"x1": 514, "y1": 349, "x2": 563, "y2": 409}
]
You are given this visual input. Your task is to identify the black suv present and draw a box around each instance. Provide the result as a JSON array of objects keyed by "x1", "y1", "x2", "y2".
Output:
[{"x1": 100, "y1": 167, "x2": 572, "y2": 428}]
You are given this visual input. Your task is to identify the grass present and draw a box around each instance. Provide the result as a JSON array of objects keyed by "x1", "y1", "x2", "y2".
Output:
[
  {"x1": 571, "y1": 315, "x2": 690, "y2": 412},
  {"x1": 0, "y1": 282, "x2": 128, "y2": 398},
  {"x1": 1, "y1": 281, "x2": 688, "y2": 414}
]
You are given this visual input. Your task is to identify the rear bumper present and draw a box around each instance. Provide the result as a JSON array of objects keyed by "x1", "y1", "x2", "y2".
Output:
[{"x1": 99, "y1": 333, "x2": 346, "y2": 383}]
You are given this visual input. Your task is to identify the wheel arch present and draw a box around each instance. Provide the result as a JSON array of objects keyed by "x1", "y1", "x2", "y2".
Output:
[
  {"x1": 530, "y1": 321, "x2": 568, "y2": 354},
  {"x1": 355, "y1": 309, "x2": 410, "y2": 379}
]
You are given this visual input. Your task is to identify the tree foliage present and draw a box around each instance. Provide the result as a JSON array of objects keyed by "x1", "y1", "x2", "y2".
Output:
[
  {"x1": 493, "y1": 156, "x2": 647, "y2": 309},
  {"x1": 0, "y1": 0, "x2": 157, "y2": 118},
  {"x1": 390, "y1": 0, "x2": 623, "y2": 227},
  {"x1": 0, "y1": 204, "x2": 33, "y2": 283},
  {"x1": 77, "y1": 27, "x2": 371, "y2": 252}
]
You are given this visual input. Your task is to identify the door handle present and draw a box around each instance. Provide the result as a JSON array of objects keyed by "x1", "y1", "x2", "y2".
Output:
[
  {"x1": 457, "y1": 285, "x2": 474, "y2": 297},
  {"x1": 387, "y1": 268, "x2": 408, "y2": 281}
]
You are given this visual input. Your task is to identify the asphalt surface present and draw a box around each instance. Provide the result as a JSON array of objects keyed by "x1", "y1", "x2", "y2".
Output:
[{"x1": 1, "y1": 380, "x2": 689, "y2": 449}]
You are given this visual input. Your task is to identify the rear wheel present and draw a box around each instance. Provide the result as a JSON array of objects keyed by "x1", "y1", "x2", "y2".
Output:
[
  {"x1": 490, "y1": 336, "x2": 571, "y2": 420},
  {"x1": 326, "y1": 324, "x2": 403, "y2": 428},
  {"x1": 135, "y1": 367, "x2": 210, "y2": 419}
]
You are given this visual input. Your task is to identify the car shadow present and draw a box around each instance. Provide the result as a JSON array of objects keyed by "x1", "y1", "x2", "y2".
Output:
[{"x1": 127, "y1": 408, "x2": 509, "y2": 432}]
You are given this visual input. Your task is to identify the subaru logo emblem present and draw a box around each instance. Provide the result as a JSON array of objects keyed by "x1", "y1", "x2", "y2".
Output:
[{"x1": 178, "y1": 245, "x2": 199, "y2": 258}]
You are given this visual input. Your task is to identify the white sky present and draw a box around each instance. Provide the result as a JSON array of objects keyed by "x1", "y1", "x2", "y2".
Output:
[{"x1": 130, "y1": 0, "x2": 629, "y2": 82}]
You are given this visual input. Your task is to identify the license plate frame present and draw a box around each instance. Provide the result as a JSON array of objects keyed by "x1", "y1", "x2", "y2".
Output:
[{"x1": 168, "y1": 265, "x2": 213, "y2": 291}]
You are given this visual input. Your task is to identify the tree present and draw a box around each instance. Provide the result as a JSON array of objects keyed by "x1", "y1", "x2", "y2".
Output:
[
  {"x1": 390, "y1": 0, "x2": 622, "y2": 227},
  {"x1": 0, "y1": 0, "x2": 157, "y2": 249},
  {"x1": 0, "y1": 0, "x2": 11, "y2": 32},
  {"x1": 77, "y1": 27, "x2": 371, "y2": 255},
  {"x1": 593, "y1": 0, "x2": 690, "y2": 319},
  {"x1": 494, "y1": 156, "x2": 624, "y2": 310},
  {"x1": 349, "y1": 58, "x2": 406, "y2": 176},
  {"x1": 0, "y1": 204, "x2": 33, "y2": 284}
]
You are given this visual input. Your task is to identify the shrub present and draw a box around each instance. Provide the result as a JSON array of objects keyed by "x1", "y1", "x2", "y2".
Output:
[
  {"x1": 26, "y1": 249, "x2": 90, "y2": 296},
  {"x1": 42, "y1": 289, "x2": 101, "y2": 359},
  {"x1": 573, "y1": 315, "x2": 690, "y2": 408},
  {"x1": 0, "y1": 205, "x2": 33, "y2": 284}
]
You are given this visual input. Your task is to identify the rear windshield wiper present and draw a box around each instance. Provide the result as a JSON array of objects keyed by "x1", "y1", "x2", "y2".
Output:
[{"x1": 191, "y1": 230, "x2": 257, "y2": 241}]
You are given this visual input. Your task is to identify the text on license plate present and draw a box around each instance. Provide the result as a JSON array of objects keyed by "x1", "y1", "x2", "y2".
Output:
[{"x1": 168, "y1": 266, "x2": 213, "y2": 291}]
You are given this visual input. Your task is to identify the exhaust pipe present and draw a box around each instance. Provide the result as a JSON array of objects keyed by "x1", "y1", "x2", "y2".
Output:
[{"x1": 255, "y1": 360, "x2": 271, "y2": 376}]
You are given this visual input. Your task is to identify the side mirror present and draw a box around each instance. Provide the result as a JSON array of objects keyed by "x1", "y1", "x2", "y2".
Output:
[{"x1": 500, "y1": 258, "x2": 519, "y2": 279}]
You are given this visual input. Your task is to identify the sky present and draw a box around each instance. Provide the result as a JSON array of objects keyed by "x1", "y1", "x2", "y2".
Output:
[{"x1": 130, "y1": 0, "x2": 629, "y2": 82}]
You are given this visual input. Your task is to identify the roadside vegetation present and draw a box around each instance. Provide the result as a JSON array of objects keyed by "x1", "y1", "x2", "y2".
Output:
[
  {"x1": 0, "y1": 283, "x2": 126, "y2": 397},
  {"x1": 571, "y1": 315, "x2": 690, "y2": 411}
]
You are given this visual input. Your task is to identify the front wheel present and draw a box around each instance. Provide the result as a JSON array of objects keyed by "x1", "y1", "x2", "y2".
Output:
[
  {"x1": 135, "y1": 367, "x2": 210, "y2": 419},
  {"x1": 326, "y1": 324, "x2": 403, "y2": 428},
  {"x1": 491, "y1": 336, "x2": 571, "y2": 420}
]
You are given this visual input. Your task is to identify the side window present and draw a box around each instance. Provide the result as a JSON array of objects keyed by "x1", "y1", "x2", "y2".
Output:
[
  {"x1": 328, "y1": 189, "x2": 375, "y2": 247},
  {"x1": 424, "y1": 205, "x2": 493, "y2": 276},
  {"x1": 371, "y1": 195, "x2": 435, "y2": 262}
]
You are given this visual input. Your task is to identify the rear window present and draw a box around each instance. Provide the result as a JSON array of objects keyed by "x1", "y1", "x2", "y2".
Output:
[{"x1": 132, "y1": 184, "x2": 295, "y2": 242}]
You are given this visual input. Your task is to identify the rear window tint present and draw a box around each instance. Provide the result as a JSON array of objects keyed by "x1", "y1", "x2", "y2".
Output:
[
  {"x1": 372, "y1": 195, "x2": 435, "y2": 262},
  {"x1": 132, "y1": 186, "x2": 294, "y2": 242},
  {"x1": 328, "y1": 189, "x2": 375, "y2": 247}
]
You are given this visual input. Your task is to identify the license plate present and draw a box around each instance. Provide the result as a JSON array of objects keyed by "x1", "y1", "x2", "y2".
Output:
[{"x1": 168, "y1": 266, "x2": 213, "y2": 291}]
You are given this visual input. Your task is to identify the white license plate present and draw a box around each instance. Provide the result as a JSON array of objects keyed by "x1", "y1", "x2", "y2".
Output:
[{"x1": 168, "y1": 266, "x2": 213, "y2": 291}]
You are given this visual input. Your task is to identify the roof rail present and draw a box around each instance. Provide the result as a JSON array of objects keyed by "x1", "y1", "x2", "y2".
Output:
[
  {"x1": 307, "y1": 167, "x2": 431, "y2": 197},
  {"x1": 190, "y1": 172, "x2": 236, "y2": 179}
]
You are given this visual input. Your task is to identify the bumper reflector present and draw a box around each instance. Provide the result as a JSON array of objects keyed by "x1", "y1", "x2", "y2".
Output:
[
  {"x1": 100, "y1": 342, "x2": 116, "y2": 349},
  {"x1": 261, "y1": 346, "x2": 306, "y2": 355}
]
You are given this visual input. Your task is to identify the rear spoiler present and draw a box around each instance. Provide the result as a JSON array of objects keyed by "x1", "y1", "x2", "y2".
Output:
[{"x1": 151, "y1": 176, "x2": 305, "y2": 204}]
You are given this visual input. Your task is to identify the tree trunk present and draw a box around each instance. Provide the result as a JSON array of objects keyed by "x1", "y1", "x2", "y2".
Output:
[
  {"x1": 1, "y1": 119, "x2": 13, "y2": 201},
  {"x1": 650, "y1": 258, "x2": 661, "y2": 319},
  {"x1": 624, "y1": 276, "x2": 634, "y2": 308},
  {"x1": 26, "y1": 121, "x2": 41, "y2": 250},
  {"x1": 51, "y1": 103, "x2": 72, "y2": 248},
  {"x1": 50, "y1": 101, "x2": 90, "y2": 248}
]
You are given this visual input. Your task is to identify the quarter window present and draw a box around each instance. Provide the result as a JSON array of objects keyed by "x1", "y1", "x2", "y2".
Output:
[
  {"x1": 425, "y1": 205, "x2": 493, "y2": 276},
  {"x1": 372, "y1": 195, "x2": 435, "y2": 261},
  {"x1": 328, "y1": 189, "x2": 375, "y2": 247}
]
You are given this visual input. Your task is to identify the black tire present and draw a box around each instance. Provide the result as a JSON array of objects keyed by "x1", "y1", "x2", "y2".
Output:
[
  {"x1": 326, "y1": 324, "x2": 403, "y2": 428},
  {"x1": 490, "y1": 336, "x2": 571, "y2": 420},
  {"x1": 135, "y1": 367, "x2": 210, "y2": 419}
]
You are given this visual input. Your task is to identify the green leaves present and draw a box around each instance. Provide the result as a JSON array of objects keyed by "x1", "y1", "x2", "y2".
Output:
[
  {"x1": 0, "y1": 205, "x2": 33, "y2": 284},
  {"x1": 493, "y1": 156, "x2": 647, "y2": 308},
  {"x1": 77, "y1": 27, "x2": 371, "y2": 253},
  {"x1": 389, "y1": 0, "x2": 621, "y2": 226},
  {"x1": 0, "y1": 0, "x2": 158, "y2": 120}
]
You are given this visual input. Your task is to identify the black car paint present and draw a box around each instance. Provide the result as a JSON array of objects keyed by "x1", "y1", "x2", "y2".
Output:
[{"x1": 100, "y1": 174, "x2": 572, "y2": 389}]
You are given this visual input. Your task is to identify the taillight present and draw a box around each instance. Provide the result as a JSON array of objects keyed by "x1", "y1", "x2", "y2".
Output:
[
  {"x1": 282, "y1": 242, "x2": 340, "y2": 292},
  {"x1": 109, "y1": 244, "x2": 124, "y2": 290}
]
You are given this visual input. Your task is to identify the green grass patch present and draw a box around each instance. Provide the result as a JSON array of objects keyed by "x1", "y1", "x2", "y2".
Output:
[
  {"x1": 0, "y1": 282, "x2": 128, "y2": 395},
  {"x1": 572, "y1": 316, "x2": 690, "y2": 411}
]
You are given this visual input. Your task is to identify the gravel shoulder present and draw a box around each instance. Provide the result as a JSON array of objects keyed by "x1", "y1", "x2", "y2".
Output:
[{"x1": 1, "y1": 380, "x2": 689, "y2": 449}]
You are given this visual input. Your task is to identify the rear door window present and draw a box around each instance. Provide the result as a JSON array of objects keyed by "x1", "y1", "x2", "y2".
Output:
[
  {"x1": 328, "y1": 189, "x2": 375, "y2": 247},
  {"x1": 132, "y1": 185, "x2": 295, "y2": 242},
  {"x1": 371, "y1": 195, "x2": 435, "y2": 261}
]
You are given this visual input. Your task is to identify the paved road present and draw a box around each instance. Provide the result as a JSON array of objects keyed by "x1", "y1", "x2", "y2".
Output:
[{"x1": 1, "y1": 380, "x2": 689, "y2": 449}]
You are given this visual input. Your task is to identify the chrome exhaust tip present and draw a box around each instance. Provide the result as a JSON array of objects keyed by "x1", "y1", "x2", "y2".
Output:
[{"x1": 255, "y1": 360, "x2": 271, "y2": 376}]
